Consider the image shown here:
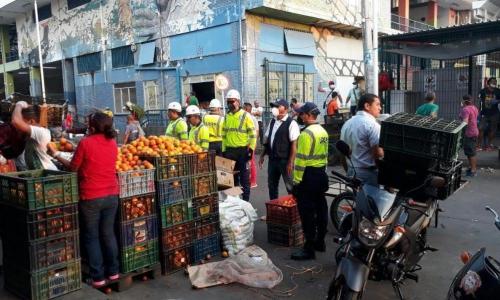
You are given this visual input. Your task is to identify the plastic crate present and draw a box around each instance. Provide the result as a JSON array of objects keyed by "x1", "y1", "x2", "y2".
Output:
[
  {"x1": 161, "y1": 244, "x2": 192, "y2": 274},
  {"x1": 120, "y1": 240, "x2": 159, "y2": 273},
  {"x1": 119, "y1": 193, "x2": 156, "y2": 221},
  {"x1": 267, "y1": 223, "x2": 304, "y2": 247},
  {"x1": 379, "y1": 112, "x2": 466, "y2": 161},
  {"x1": 142, "y1": 155, "x2": 192, "y2": 180},
  {"x1": 194, "y1": 214, "x2": 220, "y2": 240},
  {"x1": 429, "y1": 160, "x2": 463, "y2": 200},
  {"x1": 161, "y1": 221, "x2": 195, "y2": 251},
  {"x1": 192, "y1": 173, "x2": 217, "y2": 198},
  {"x1": 0, "y1": 169, "x2": 78, "y2": 210},
  {"x1": 0, "y1": 204, "x2": 78, "y2": 241},
  {"x1": 117, "y1": 169, "x2": 155, "y2": 198},
  {"x1": 383, "y1": 150, "x2": 438, "y2": 170},
  {"x1": 192, "y1": 233, "x2": 221, "y2": 262},
  {"x1": 160, "y1": 200, "x2": 193, "y2": 228},
  {"x1": 119, "y1": 215, "x2": 159, "y2": 248},
  {"x1": 190, "y1": 151, "x2": 216, "y2": 174},
  {"x1": 192, "y1": 193, "x2": 219, "y2": 219},
  {"x1": 4, "y1": 259, "x2": 82, "y2": 300},
  {"x1": 265, "y1": 195, "x2": 301, "y2": 226},
  {"x1": 156, "y1": 177, "x2": 192, "y2": 206},
  {"x1": 3, "y1": 231, "x2": 80, "y2": 272}
]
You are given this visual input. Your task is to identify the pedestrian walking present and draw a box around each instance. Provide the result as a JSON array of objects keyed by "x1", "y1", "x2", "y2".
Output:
[
  {"x1": 222, "y1": 89, "x2": 257, "y2": 201},
  {"x1": 259, "y1": 99, "x2": 299, "y2": 200},
  {"x1": 460, "y1": 95, "x2": 479, "y2": 177},
  {"x1": 165, "y1": 102, "x2": 188, "y2": 140},
  {"x1": 416, "y1": 92, "x2": 439, "y2": 118},
  {"x1": 186, "y1": 105, "x2": 209, "y2": 150},
  {"x1": 478, "y1": 77, "x2": 500, "y2": 151},
  {"x1": 291, "y1": 102, "x2": 329, "y2": 261},
  {"x1": 244, "y1": 102, "x2": 259, "y2": 188},
  {"x1": 340, "y1": 94, "x2": 384, "y2": 186},
  {"x1": 251, "y1": 100, "x2": 264, "y2": 145},
  {"x1": 203, "y1": 99, "x2": 224, "y2": 155},
  {"x1": 346, "y1": 77, "x2": 365, "y2": 116},
  {"x1": 123, "y1": 115, "x2": 144, "y2": 144}
]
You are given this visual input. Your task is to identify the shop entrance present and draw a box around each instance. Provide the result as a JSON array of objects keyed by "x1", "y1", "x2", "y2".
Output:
[{"x1": 191, "y1": 81, "x2": 215, "y2": 104}]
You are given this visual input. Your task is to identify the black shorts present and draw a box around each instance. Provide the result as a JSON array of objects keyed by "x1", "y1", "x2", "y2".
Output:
[{"x1": 463, "y1": 136, "x2": 477, "y2": 157}]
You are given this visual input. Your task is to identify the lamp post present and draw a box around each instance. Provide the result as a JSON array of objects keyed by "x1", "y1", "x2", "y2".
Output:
[{"x1": 33, "y1": 0, "x2": 47, "y2": 103}]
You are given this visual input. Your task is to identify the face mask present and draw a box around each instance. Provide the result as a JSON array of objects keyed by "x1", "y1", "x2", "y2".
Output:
[
  {"x1": 297, "y1": 116, "x2": 304, "y2": 125},
  {"x1": 329, "y1": 85, "x2": 335, "y2": 90},
  {"x1": 271, "y1": 107, "x2": 279, "y2": 117}
]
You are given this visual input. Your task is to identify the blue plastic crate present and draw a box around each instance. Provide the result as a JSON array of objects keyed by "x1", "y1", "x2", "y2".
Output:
[
  {"x1": 156, "y1": 177, "x2": 192, "y2": 206},
  {"x1": 119, "y1": 215, "x2": 158, "y2": 248},
  {"x1": 192, "y1": 233, "x2": 221, "y2": 262}
]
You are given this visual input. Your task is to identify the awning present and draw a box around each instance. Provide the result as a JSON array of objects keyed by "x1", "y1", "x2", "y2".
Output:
[
  {"x1": 138, "y1": 41, "x2": 156, "y2": 65},
  {"x1": 284, "y1": 29, "x2": 316, "y2": 56}
]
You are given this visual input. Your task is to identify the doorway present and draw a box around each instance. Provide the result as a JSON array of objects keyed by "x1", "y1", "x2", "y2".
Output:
[{"x1": 191, "y1": 81, "x2": 215, "y2": 104}]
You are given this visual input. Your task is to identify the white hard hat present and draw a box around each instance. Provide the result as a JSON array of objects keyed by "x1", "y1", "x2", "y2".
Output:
[
  {"x1": 185, "y1": 105, "x2": 201, "y2": 116},
  {"x1": 209, "y1": 99, "x2": 222, "y2": 108},
  {"x1": 168, "y1": 102, "x2": 182, "y2": 113},
  {"x1": 226, "y1": 89, "x2": 241, "y2": 101}
]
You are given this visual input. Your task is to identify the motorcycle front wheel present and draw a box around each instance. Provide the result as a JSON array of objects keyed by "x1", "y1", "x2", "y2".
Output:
[
  {"x1": 330, "y1": 192, "x2": 356, "y2": 230},
  {"x1": 327, "y1": 278, "x2": 360, "y2": 300}
]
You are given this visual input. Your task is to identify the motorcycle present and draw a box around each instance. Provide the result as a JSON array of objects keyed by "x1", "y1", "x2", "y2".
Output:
[
  {"x1": 328, "y1": 168, "x2": 361, "y2": 230},
  {"x1": 447, "y1": 206, "x2": 500, "y2": 299},
  {"x1": 327, "y1": 141, "x2": 444, "y2": 300}
]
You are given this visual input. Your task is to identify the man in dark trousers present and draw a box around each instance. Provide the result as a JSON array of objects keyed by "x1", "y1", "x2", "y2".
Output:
[{"x1": 259, "y1": 99, "x2": 300, "y2": 200}]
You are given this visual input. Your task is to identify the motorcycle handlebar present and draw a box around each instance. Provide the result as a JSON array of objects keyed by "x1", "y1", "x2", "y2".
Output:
[{"x1": 331, "y1": 170, "x2": 362, "y2": 188}]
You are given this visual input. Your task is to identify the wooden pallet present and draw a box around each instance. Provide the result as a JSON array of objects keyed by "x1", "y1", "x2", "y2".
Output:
[{"x1": 82, "y1": 262, "x2": 161, "y2": 293}]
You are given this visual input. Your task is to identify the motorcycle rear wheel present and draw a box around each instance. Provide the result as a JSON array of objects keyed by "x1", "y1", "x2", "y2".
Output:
[{"x1": 327, "y1": 278, "x2": 360, "y2": 300}]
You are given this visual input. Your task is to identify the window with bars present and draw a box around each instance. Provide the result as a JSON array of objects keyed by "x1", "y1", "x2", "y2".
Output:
[
  {"x1": 33, "y1": 4, "x2": 52, "y2": 22},
  {"x1": 67, "y1": 0, "x2": 91, "y2": 10},
  {"x1": 76, "y1": 52, "x2": 101, "y2": 74},
  {"x1": 144, "y1": 81, "x2": 160, "y2": 110},
  {"x1": 114, "y1": 83, "x2": 137, "y2": 114},
  {"x1": 112, "y1": 46, "x2": 134, "y2": 68}
]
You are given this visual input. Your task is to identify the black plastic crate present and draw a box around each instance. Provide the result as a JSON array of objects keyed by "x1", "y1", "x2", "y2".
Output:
[
  {"x1": 161, "y1": 221, "x2": 195, "y2": 251},
  {"x1": 161, "y1": 244, "x2": 192, "y2": 274},
  {"x1": 0, "y1": 169, "x2": 78, "y2": 210},
  {"x1": 192, "y1": 233, "x2": 221, "y2": 262},
  {"x1": 142, "y1": 155, "x2": 192, "y2": 180},
  {"x1": 4, "y1": 259, "x2": 82, "y2": 300},
  {"x1": 117, "y1": 169, "x2": 155, "y2": 198},
  {"x1": 429, "y1": 160, "x2": 463, "y2": 200},
  {"x1": 190, "y1": 151, "x2": 216, "y2": 174},
  {"x1": 3, "y1": 231, "x2": 80, "y2": 272},
  {"x1": 267, "y1": 223, "x2": 304, "y2": 247},
  {"x1": 194, "y1": 214, "x2": 220, "y2": 240},
  {"x1": 192, "y1": 173, "x2": 217, "y2": 198},
  {"x1": 383, "y1": 150, "x2": 438, "y2": 170},
  {"x1": 0, "y1": 204, "x2": 78, "y2": 242},
  {"x1": 159, "y1": 200, "x2": 193, "y2": 228},
  {"x1": 380, "y1": 112, "x2": 466, "y2": 161},
  {"x1": 192, "y1": 193, "x2": 218, "y2": 219},
  {"x1": 120, "y1": 240, "x2": 159, "y2": 273},
  {"x1": 119, "y1": 215, "x2": 158, "y2": 248},
  {"x1": 119, "y1": 193, "x2": 156, "y2": 221},
  {"x1": 156, "y1": 177, "x2": 192, "y2": 206}
]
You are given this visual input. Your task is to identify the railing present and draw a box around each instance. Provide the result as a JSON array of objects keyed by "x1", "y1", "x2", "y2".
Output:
[
  {"x1": 391, "y1": 14, "x2": 435, "y2": 33},
  {"x1": 0, "y1": 52, "x2": 19, "y2": 64}
]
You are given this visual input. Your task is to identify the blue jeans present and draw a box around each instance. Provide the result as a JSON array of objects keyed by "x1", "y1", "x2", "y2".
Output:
[
  {"x1": 348, "y1": 167, "x2": 379, "y2": 187},
  {"x1": 267, "y1": 158, "x2": 293, "y2": 200},
  {"x1": 80, "y1": 195, "x2": 119, "y2": 281}
]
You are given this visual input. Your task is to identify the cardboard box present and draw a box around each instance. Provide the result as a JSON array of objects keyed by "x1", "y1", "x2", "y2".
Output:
[{"x1": 216, "y1": 156, "x2": 236, "y2": 188}]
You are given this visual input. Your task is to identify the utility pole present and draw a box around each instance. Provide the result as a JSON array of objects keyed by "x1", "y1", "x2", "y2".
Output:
[
  {"x1": 362, "y1": 0, "x2": 378, "y2": 95},
  {"x1": 34, "y1": 0, "x2": 47, "y2": 103}
]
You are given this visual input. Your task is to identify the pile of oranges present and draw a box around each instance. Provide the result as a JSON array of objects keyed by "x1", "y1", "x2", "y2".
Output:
[{"x1": 49, "y1": 137, "x2": 74, "y2": 152}]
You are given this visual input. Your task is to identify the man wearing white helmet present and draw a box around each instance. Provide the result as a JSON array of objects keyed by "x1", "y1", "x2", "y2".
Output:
[
  {"x1": 165, "y1": 102, "x2": 188, "y2": 140},
  {"x1": 222, "y1": 89, "x2": 256, "y2": 201},
  {"x1": 186, "y1": 105, "x2": 209, "y2": 150},
  {"x1": 202, "y1": 99, "x2": 224, "y2": 155}
]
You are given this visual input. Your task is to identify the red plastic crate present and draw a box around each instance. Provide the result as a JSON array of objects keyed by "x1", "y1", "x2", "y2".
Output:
[
  {"x1": 265, "y1": 195, "x2": 301, "y2": 226},
  {"x1": 161, "y1": 221, "x2": 195, "y2": 251}
]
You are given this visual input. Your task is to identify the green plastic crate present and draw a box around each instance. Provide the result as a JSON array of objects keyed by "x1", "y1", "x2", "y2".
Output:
[
  {"x1": 120, "y1": 240, "x2": 159, "y2": 273},
  {"x1": 160, "y1": 200, "x2": 193, "y2": 228},
  {"x1": 0, "y1": 170, "x2": 78, "y2": 211}
]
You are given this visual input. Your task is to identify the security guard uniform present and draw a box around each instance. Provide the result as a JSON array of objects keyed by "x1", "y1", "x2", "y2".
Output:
[
  {"x1": 293, "y1": 114, "x2": 329, "y2": 259},
  {"x1": 202, "y1": 114, "x2": 224, "y2": 155},
  {"x1": 189, "y1": 123, "x2": 210, "y2": 150},
  {"x1": 222, "y1": 109, "x2": 256, "y2": 201},
  {"x1": 165, "y1": 117, "x2": 188, "y2": 140}
]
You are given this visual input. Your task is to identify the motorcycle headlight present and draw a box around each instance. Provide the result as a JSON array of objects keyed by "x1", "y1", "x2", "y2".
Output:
[{"x1": 358, "y1": 216, "x2": 390, "y2": 247}]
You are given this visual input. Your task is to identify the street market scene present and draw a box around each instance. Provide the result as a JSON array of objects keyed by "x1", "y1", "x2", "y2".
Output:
[{"x1": 0, "y1": 0, "x2": 500, "y2": 299}]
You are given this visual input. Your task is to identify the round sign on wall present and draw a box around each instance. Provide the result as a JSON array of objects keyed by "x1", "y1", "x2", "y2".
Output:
[{"x1": 215, "y1": 74, "x2": 229, "y2": 90}]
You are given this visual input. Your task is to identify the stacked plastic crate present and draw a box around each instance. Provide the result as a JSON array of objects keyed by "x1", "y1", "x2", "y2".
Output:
[
  {"x1": 265, "y1": 195, "x2": 304, "y2": 247},
  {"x1": 0, "y1": 170, "x2": 82, "y2": 300},
  {"x1": 117, "y1": 168, "x2": 159, "y2": 273}
]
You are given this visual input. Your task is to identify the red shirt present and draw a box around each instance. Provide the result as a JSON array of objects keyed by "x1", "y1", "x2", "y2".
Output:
[{"x1": 70, "y1": 134, "x2": 119, "y2": 200}]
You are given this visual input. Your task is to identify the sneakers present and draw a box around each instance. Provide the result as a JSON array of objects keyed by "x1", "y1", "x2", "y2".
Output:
[
  {"x1": 108, "y1": 274, "x2": 120, "y2": 281},
  {"x1": 91, "y1": 280, "x2": 106, "y2": 288},
  {"x1": 465, "y1": 169, "x2": 477, "y2": 177}
]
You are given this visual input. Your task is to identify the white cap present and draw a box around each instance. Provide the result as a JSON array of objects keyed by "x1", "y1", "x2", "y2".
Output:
[
  {"x1": 209, "y1": 99, "x2": 222, "y2": 108},
  {"x1": 226, "y1": 89, "x2": 241, "y2": 101},
  {"x1": 185, "y1": 105, "x2": 201, "y2": 116},
  {"x1": 168, "y1": 102, "x2": 182, "y2": 113}
]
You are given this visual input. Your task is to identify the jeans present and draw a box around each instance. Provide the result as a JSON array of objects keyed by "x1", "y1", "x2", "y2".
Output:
[
  {"x1": 258, "y1": 121, "x2": 263, "y2": 145},
  {"x1": 209, "y1": 141, "x2": 222, "y2": 156},
  {"x1": 348, "y1": 167, "x2": 379, "y2": 186},
  {"x1": 267, "y1": 158, "x2": 293, "y2": 200},
  {"x1": 80, "y1": 195, "x2": 119, "y2": 281},
  {"x1": 224, "y1": 147, "x2": 251, "y2": 201}
]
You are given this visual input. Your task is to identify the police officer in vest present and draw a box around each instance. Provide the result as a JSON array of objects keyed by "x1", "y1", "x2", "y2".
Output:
[
  {"x1": 222, "y1": 89, "x2": 257, "y2": 201},
  {"x1": 291, "y1": 102, "x2": 329, "y2": 260},
  {"x1": 203, "y1": 99, "x2": 224, "y2": 155},
  {"x1": 165, "y1": 102, "x2": 188, "y2": 140},
  {"x1": 186, "y1": 105, "x2": 210, "y2": 150},
  {"x1": 259, "y1": 99, "x2": 300, "y2": 200}
]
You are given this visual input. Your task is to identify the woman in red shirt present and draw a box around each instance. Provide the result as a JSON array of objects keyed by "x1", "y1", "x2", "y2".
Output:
[{"x1": 52, "y1": 112, "x2": 119, "y2": 287}]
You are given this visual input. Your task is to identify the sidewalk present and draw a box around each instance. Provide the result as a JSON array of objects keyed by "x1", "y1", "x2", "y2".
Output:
[{"x1": 458, "y1": 147, "x2": 500, "y2": 170}]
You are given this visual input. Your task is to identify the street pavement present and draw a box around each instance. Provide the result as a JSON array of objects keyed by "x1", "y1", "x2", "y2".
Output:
[{"x1": 1, "y1": 150, "x2": 500, "y2": 300}]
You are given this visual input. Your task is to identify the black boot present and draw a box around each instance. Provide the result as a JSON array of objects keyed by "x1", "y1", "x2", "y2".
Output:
[
  {"x1": 291, "y1": 247, "x2": 316, "y2": 260},
  {"x1": 314, "y1": 239, "x2": 326, "y2": 252}
]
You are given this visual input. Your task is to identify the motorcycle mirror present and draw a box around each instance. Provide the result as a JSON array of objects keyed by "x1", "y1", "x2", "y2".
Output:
[
  {"x1": 336, "y1": 140, "x2": 351, "y2": 158},
  {"x1": 430, "y1": 176, "x2": 445, "y2": 188}
]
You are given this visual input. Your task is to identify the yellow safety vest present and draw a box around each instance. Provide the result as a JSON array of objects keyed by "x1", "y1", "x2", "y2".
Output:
[
  {"x1": 202, "y1": 114, "x2": 224, "y2": 142},
  {"x1": 189, "y1": 123, "x2": 210, "y2": 150},
  {"x1": 165, "y1": 118, "x2": 188, "y2": 140},
  {"x1": 293, "y1": 123, "x2": 328, "y2": 184},
  {"x1": 222, "y1": 109, "x2": 257, "y2": 151}
]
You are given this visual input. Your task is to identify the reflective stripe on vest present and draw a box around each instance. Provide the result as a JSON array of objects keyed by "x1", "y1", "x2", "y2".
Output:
[{"x1": 295, "y1": 128, "x2": 328, "y2": 160}]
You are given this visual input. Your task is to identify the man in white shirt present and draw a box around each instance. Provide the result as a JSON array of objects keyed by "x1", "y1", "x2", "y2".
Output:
[
  {"x1": 259, "y1": 99, "x2": 300, "y2": 200},
  {"x1": 252, "y1": 100, "x2": 264, "y2": 145},
  {"x1": 11, "y1": 101, "x2": 58, "y2": 170},
  {"x1": 340, "y1": 94, "x2": 383, "y2": 186}
]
